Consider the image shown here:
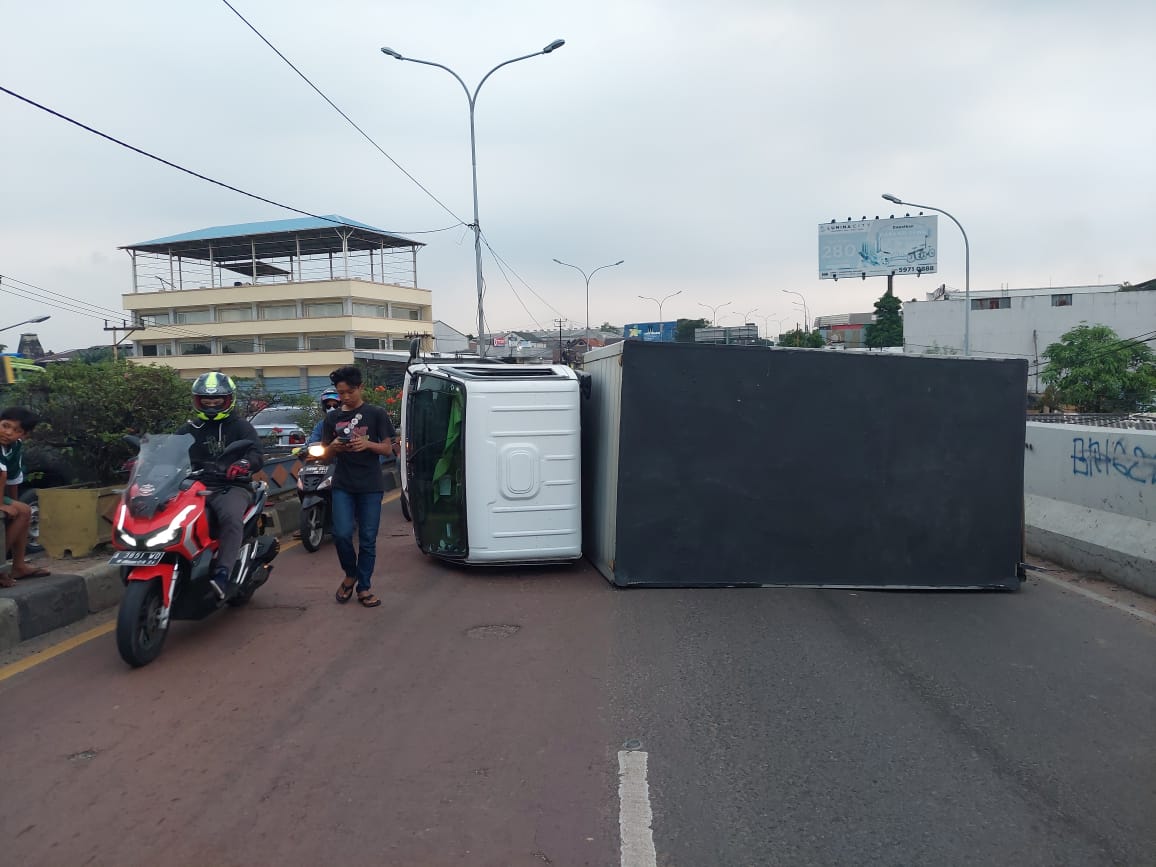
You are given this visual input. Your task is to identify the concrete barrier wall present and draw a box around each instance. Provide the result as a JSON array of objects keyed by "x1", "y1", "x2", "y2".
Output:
[{"x1": 1024, "y1": 422, "x2": 1156, "y2": 596}]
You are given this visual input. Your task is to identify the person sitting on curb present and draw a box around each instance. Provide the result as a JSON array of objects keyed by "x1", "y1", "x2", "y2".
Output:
[{"x1": 0, "y1": 406, "x2": 51, "y2": 587}]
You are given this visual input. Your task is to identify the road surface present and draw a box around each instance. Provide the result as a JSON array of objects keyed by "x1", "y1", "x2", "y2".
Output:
[{"x1": 2, "y1": 502, "x2": 1153, "y2": 866}]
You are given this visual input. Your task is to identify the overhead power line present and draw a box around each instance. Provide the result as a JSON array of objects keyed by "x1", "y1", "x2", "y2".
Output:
[
  {"x1": 0, "y1": 84, "x2": 459, "y2": 238},
  {"x1": 218, "y1": 0, "x2": 467, "y2": 228}
]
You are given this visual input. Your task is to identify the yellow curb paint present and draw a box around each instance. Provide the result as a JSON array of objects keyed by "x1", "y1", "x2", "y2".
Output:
[{"x1": 0, "y1": 621, "x2": 115, "y2": 684}]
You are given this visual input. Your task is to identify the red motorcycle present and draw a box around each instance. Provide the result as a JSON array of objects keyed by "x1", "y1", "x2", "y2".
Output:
[{"x1": 110, "y1": 433, "x2": 279, "y2": 667}]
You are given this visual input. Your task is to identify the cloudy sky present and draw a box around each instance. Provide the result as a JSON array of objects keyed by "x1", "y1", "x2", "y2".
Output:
[{"x1": 2, "y1": 0, "x2": 1154, "y2": 352}]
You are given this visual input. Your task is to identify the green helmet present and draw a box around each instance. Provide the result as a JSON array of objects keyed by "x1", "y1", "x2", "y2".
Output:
[{"x1": 191, "y1": 371, "x2": 238, "y2": 421}]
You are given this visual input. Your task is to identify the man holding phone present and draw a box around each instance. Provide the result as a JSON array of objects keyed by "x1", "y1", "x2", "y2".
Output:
[{"x1": 323, "y1": 365, "x2": 399, "y2": 608}]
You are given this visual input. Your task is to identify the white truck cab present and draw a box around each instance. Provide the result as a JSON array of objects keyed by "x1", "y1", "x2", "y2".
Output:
[{"x1": 399, "y1": 359, "x2": 582, "y2": 564}]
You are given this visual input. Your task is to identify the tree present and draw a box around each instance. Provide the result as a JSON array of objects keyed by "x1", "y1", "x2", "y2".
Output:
[
  {"x1": 778, "y1": 328, "x2": 824, "y2": 348},
  {"x1": 599, "y1": 322, "x2": 621, "y2": 335},
  {"x1": 865, "y1": 289, "x2": 903, "y2": 348},
  {"x1": 674, "y1": 318, "x2": 708, "y2": 342},
  {"x1": 1041, "y1": 324, "x2": 1156, "y2": 413},
  {"x1": 7, "y1": 360, "x2": 191, "y2": 484}
]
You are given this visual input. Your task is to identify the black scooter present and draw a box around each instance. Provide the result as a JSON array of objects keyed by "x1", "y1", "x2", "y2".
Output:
[{"x1": 296, "y1": 443, "x2": 335, "y2": 552}]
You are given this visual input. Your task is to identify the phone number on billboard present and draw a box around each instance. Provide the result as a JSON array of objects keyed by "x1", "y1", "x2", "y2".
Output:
[{"x1": 892, "y1": 265, "x2": 936, "y2": 274}]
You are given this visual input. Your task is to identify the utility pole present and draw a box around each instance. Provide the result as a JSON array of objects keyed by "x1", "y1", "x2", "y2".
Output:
[
  {"x1": 103, "y1": 319, "x2": 142, "y2": 361},
  {"x1": 554, "y1": 318, "x2": 566, "y2": 365}
]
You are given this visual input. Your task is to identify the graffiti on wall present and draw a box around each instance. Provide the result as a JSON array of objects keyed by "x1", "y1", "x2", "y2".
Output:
[{"x1": 1071, "y1": 437, "x2": 1156, "y2": 485}]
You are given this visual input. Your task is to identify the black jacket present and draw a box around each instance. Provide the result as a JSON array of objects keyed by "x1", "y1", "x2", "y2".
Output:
[{"x1": 175, "y1": 414, "x2": 263, "y2": 483}]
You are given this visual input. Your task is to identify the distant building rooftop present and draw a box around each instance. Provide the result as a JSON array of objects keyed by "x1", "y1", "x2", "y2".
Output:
[{"x1": 121, "y1": 215, "x2": 424, "y2": 291}]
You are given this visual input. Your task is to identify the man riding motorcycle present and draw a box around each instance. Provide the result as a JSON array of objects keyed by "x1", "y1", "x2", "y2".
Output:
[
  {"x1": 306, "y1": 388, "x2": 342, "y2": 445},
  {"x1": 176, "y1": 372, "x2": 263, "y2": 599}
]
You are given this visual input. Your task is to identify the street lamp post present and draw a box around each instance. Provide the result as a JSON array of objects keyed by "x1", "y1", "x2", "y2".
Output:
[
  {"x1": 381, "y1": 39, "x2": 566, "y2": 357},
  {"x1": 0, "y1": 314, "x2": 50, "y2": 333},
  {"x1": 781, "y1": 290, "x2": 808, "y2": 332},
  {"x1": 742, "y1": 307, "x2": 759, "y2": 326},
  {"x1": 553, "y1": 258, "x2": 624, "y2": 336},
  {"x1": 883, "y1": 193, "x2": 970, "y2": 356},
  {"x1": 697, "y1": 300, "x2": 732, "y2": 324},
  {"x1": 638, "y1": 290, "x2": 682, "y2": 340}
]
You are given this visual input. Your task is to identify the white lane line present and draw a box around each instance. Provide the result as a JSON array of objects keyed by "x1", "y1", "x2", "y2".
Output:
[
  {"x1": 1034, "y1": 571, "x2": 1156, "y2": 627},
  {"x1": 618, "y1": 750, "x2": 657, "y2": 867}
]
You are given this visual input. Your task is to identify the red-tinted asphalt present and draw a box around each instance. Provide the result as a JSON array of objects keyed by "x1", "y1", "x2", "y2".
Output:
[{"x1": 0, "y1": 504, "x2": 620, "y2": 867}]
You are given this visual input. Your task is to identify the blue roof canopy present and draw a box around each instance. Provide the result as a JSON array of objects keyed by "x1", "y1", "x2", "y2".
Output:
[{"x1": 121, "y1": 215, "x2": 422, "y2": 262}]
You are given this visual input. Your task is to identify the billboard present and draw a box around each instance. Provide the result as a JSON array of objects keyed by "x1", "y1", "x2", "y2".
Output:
[
  {"x1": 624, "y1": 321, "x2": 677, "y2": 342},
  {"x1": 818, "y1": 216, "x2": 938, "y2": 280}
]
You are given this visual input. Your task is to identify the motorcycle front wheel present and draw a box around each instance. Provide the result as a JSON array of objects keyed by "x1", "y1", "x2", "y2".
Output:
[
  {"x1": 116, "y1": 579, "x2": 169, "y2": 668},
  {"x1": 300, "y1": 503, "x2": 325, "y2": 552}
]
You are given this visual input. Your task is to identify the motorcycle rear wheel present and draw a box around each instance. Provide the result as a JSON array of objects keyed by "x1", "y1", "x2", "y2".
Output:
[
  {"x1": 300, "y1": 503, "x2": 325, "y2": 552},
  {"x1": 116, "y1": 579, "x2": 168, "y2": 668}
]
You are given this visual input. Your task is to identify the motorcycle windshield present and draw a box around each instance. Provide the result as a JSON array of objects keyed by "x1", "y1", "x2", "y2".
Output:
[{"x1": 127, "y1": 433, "x2": 195, "y2": 519}]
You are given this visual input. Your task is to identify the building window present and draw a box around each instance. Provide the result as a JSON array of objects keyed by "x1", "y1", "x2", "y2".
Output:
[
  {"x1": 140, "y1": 311, "x2": 171, "y2": 326},
  {"x1": 218, "y1": 306, "x2": 254, "y2": 322},
  {"x1": 1051, "y1": 294, "x2": 1073, "y2": 307},
  {"x1": 308, "y1": 334, "x2": 346, "y2": 351},
  {"x1": 221, "y1": 337, "x2": 256, "y2": 354},
  {"x1": 261, "y1": 336, "x2": 299, "y2": 352},
  {"x1": 392, "y1": 305, "x2": 422, "y2": 321},
  {"x1": 971, "y1": 297, "x2": 1011, "y2": 310},
  {"x1": 354, "y1": 336, "x2": 385, "y2": 350},
  {"x1": 140, "y1": 343, "x2": 174, "y2": 357},
  {"x1": 175, "y1": 308, "x2": 212, "y2": 324},
  {"x1": 304, "y1": 301, "x2": 344, "y2": 318},
  {"x1": 353, "y1": 303, "x2": 386, "y2": 318},
  {"x1": 392, "y1": 338, "x2": 412, "y2": 350},
  {"x1": 178, "y1": 341, "x2": 212, "y2": 355},
  {"x1": 259, "y1": 304, "x2": 297, "y2": 320}
]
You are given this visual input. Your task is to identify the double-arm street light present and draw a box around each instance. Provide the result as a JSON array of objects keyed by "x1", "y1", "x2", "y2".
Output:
[
  {"x1": 638, "y1": 290, "x2": 682, "y2": 328},
  {"x1": 781, "y1": 290, "x2": 808, "y2": 332},
  {"x1": 381, "y1": 39, "x2": 566, "y2": 357},
  {"x1": 882, "y1": 192, "x2": 970, "y2": 356},
  {"x1": 0, "y1": 314, "x2": 50, "y2": 333},
  {"x1": 553, "y1": 258, "x2": 624, "y2": 335},
  {"x1": 742, "y1": 306, "x2": 759, "y2": 325},
  {"x1": 698, "y1": 300, "x2": 732, "y2": 324}
]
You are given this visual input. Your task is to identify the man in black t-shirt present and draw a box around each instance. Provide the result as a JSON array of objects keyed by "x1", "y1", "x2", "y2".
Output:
[{"x1": 323, "y1": 365, "x2": 398, "y2": 608}]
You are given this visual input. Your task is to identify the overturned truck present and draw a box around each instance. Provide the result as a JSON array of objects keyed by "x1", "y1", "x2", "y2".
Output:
[{"x1": 581, "y1": 341, "x2": 1027, "y2": 589}]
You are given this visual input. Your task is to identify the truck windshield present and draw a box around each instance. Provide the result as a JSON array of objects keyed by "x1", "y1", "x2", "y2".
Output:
[{"x1": 405, "y1": 374, "x2": 467, "y2": 557}]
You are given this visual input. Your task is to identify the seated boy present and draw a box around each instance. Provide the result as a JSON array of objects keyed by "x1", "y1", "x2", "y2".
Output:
[{"x1": 0, "y1": 407, "x2": 49, "y2": 587}]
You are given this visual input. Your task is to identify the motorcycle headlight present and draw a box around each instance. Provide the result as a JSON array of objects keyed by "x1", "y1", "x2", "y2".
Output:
[
  {"x1": 307, "y1": 444, "x2": 326, "y2": 458},
  {"x1": 145, "y1": 505, "x2": 197, "y2": 548},
  {"x1": 145, "y1": 526, "x2": 181, "y2": 548},
  {"x1": 318, "y1": 476, "x2": 333, "y2": 490},
  {"x1": 118, "y1": 530, "x2": 136, "y2": 547}
]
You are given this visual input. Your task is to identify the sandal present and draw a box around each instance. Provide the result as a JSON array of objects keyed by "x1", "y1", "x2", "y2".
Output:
[
  {"x1": 357, "y1": 591, "x2": 381, "y2": 608},
  {"x1": 335, "y1": 578, "x2": 356, "y2": 604}
]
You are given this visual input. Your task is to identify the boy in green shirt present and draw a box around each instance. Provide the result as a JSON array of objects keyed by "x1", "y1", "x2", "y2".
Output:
[{"x1": 0, "y1": 406, "x2": 49, "y2": 587}]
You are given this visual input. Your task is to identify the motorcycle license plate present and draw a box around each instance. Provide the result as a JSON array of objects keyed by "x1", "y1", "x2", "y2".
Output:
[
  {"x1": 109, "y1": 550, "x2": 165, "y2": 566},
  {"x1": 301, "y1": 465, "x2": 328, "y2": 475}
]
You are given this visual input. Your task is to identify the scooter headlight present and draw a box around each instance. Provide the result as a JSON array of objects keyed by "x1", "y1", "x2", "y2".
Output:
[
  {"x1": 318, "y1": 476, "x2": 333, "y2": 491},
  {"x1": 144, "y1": 505, "x2": 197, "y2": 548},
  {"x1": 118, "y1": 530, "x2": 136, "y2": 547},
  {"x1": 145, "y1": 526, "x2": 181, "y2": 548},
  {"x1": 307, "y1": 444, "x2": 326, "y2": 458}
]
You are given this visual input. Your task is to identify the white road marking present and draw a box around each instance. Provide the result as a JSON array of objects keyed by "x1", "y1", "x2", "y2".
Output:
[
  {"x1": 618, "y1": 749, "x2": 658, "y2": 867},
  {"x1": 1034, "y1": 571, "x2": 1156, "y2": 627}
]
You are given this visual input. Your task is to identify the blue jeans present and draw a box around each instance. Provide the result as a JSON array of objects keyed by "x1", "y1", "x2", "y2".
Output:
[{"x1": 330, "y1": 489, "x2": 383, "y2": 592}]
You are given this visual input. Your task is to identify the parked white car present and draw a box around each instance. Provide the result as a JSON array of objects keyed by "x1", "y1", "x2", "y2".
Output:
[{"x1": 249, "y1": 405, "x2": 307, "y2": 447}]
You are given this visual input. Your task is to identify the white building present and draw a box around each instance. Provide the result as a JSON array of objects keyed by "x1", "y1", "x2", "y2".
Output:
[{"x1": 903, "y1": 282, "x2": 1156, "y2": 392}]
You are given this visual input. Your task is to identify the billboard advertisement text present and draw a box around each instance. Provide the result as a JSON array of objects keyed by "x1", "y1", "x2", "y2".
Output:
[{"x1": 818, "y1": 216, "x2": 938, "y2": 280}]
